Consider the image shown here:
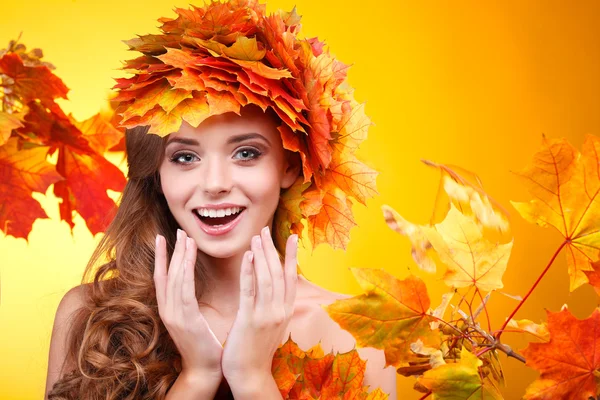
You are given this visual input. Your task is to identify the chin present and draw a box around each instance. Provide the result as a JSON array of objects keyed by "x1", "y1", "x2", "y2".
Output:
[{"x1": 196, "y1": 240, "x2": 246, "y2": 260}]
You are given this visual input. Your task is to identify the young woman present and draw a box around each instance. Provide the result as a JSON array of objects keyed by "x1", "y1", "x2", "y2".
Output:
[{"x1": 45, "y1": 1, "x2": 397, "y2": 399}]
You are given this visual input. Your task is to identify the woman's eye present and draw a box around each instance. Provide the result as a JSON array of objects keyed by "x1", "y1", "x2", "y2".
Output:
[
  {"x1": 170, "y1": 152, "x2": 199, "y2": 164},
  {"x1": 234, "y1": 148, "x2": 262, "y2": 162}
]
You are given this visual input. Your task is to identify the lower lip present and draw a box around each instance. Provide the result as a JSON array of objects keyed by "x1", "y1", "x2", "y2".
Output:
[{"x1": 194, "y1": 209, "x2": 246, "y2": 236}]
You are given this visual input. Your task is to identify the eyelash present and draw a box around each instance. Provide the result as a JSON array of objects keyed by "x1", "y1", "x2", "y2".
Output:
[{"x1": 169, "y1": 148, "x2": 263, "y2": 165}]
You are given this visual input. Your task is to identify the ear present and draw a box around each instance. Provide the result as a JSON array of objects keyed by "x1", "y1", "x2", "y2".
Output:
[{"x1": 280, "y1": 150, "x2": 302, "y2": 190}]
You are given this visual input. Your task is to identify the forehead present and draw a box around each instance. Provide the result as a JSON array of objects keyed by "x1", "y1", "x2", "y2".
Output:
[{"x1": 167, "y1": 107, "x2": 281, "y2": 144}]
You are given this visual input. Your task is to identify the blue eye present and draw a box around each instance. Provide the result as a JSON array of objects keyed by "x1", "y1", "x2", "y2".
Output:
[
  {"x1": 170, "y1": 152, "x2": 199, "y2": 165},
  {"x1": 234, "y1": 148, "x2": 262, "y2": 162}
]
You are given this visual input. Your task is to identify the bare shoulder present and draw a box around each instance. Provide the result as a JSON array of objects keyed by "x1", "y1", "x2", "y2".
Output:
[
  {"x1": 45, "y1": 283, "x2": 91, "y2": 398},
  {"x1": 291, "y1": 276, "x2": 397, "y2": 399}
]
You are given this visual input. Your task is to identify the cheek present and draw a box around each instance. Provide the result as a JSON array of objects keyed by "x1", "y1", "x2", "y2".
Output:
[{"x1": 159, "y1": 170, "x2": 192, "y2": 209}]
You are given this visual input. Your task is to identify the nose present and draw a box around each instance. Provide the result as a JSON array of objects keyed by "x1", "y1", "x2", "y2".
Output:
[{"x1": 201, "y1": 155, "x2": 232, "y2": 196}]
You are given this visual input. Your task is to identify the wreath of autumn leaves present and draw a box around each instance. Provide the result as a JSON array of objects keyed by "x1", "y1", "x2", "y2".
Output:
[{"x1": 111, "y1": 0, "x2": 378, "y2": 253}]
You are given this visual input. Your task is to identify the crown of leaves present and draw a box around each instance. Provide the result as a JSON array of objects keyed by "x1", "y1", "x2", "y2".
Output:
[{"x1": 112, "y1": 0, "x2": 379, "y2": 251}]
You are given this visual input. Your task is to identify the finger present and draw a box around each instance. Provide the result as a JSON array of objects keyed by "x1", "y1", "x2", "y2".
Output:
[
  {"x1": 251, "y1": 234, "x2": 272, "y2": 306},
  {"x1": 167, "y1": 229, "x2": 187, "y2": 315},
  {"x1": 154, "y1": 234, "x2": 168, "y2": 309},
  {"x1": 239, "y1": 250, "x2": 255, "y2": 314},
  {"x1": 284, "y1": 234, "x2": 299, "y2": 312},
  {"x1": 181, "y1": 237, "x2": 200, "y2": 316},
  {"x1": 261, "y1": 226, "x2": 285, "y2": 305}
]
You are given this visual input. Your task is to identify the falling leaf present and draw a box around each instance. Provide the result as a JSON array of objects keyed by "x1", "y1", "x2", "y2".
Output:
[
  {"x1": 325, "y1": 268, "x2": 441, "y2": 368},
  {"x1": 522, "y1": 307, "x2": 600, "y2": 400},
  {"x1": 424, "y1": 203, "x2": 513, "y2": 292},
  {"x1": 423, "y1": 160, "x2": 511, "y2": 236},
  {"x1": 0, "y1": 137, "x2": 62, "y2": 239},
  {"x1": 417, "y1": 347, "x2": 503, "y2": 400},
  {"x1": 511, "y1": 135, "x2": 600, "y2": 291},
  {"x1": 382, "y1": 204, "x2": 436, "y2": 273}
]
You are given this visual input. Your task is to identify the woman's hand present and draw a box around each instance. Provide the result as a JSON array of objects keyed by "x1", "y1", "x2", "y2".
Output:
[
  {"x1": 154, "y1": 229, "x2": 224, "y2": 382},
  {"x1": 221, "y1": 226, "x2": 299, "y2": 394}
]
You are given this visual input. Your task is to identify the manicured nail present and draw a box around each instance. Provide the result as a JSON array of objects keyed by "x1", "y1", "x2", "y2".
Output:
[
  {"x1": 186, "y1": 237, "x2": 193, "y2": 249},
  {"x1": 177, "y1": 229, "x2": 183, "y2": 241},
  {"x1": 247, "y1": 251, "x2": 254, "y2": 262},
  {"x1": 155, "y1": 234, "x2": 160, "y2": 247},
  {"x1": 262, "y1": 226, "x2": 269, "y2": 236},
  {"x1": 254, "y1": 235, "x2": 262, "y2": 249}
]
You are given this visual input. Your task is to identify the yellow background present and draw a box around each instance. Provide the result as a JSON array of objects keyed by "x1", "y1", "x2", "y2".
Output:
[{"x1": 1, "y1": 0, "x2": 599, "y2": 398}]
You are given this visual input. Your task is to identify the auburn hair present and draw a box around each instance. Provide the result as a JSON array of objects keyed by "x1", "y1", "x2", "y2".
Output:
[{"x1": 48, "y1": 120, "x2": 290, "y2": 399}]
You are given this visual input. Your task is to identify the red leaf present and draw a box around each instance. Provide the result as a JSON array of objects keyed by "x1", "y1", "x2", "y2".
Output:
[
  {"x1": 0, "y1": 52, "x2": 68, "y2": 105},
  {"x1": 522, "y1": 307, "x2": 600, "y2": 400},
  {"x1": 0, "y1": 138, "x2": 62, "y2": 239},
  {"x1": 54, "y1": 145, "x2": 126, "y2": 235}
]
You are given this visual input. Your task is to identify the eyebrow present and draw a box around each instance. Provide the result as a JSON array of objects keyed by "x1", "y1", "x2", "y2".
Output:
[{"x1": 165, "y1": 132, "x2": 271, "y2": 147}]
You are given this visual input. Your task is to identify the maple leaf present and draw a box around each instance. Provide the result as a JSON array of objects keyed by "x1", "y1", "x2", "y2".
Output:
[
  {"x1": 272, "y1": 336, "x2": 389, "y2": 399},
  {"x1": 325, "y1": 268, "x2": 441, "y2": 368},
  {"x1": 511, "y1": 135, "x2": 600, "y2": 291},
  {"x1": 0, "y1": 52, "x2": 68, "y2": 106},
  {"x1": 68, "y1": 113, "x2": 123, "y2": 154},
  {"x1": 506, "y1": 319, "x2": 550, "y2": 342},
  {"x1": 417, "y1": 347, "x2": 503, "y2": 400},
  {"x1": 423, "y1": 160, "x2": 511, "y2": 235},
  {"x1": 0, "y1": 111, "x2": 23, "y2": 146},
  {"x1": 584, "y1": 259, "x2": 600, "y2": 296},
  {"x1": 53, "y1": 145, "x2": 126, "y2": 235},
  {"x1": 273, "y1": 176, "x2": 311, "y2": 254},
  {"x1": 521, "y1": 307, "x2": 600, "y2": 400},
  {"x1": 382, "y1": 204, "x2": 436, "y2": 274},
  {"x1": 0, "y1": 137, "x2": 62, "y2": 239},
  {"x1": 306, "y1": 186, "x2": 357, "y2": 251},
  {"x1": 424, "y1": 203, "x2": 513, "y2": 291},
  {"x1": 381, "y1": 162, "x2": 511, "y2": 275}
]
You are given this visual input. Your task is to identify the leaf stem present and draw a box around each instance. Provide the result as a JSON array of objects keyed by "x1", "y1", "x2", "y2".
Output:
[
  {"x1": 418, "y1": 391, "x2": 432, "y2": 400},
  {"x1": 496, "y1": 240, "x2": 567, "y2": 340}
]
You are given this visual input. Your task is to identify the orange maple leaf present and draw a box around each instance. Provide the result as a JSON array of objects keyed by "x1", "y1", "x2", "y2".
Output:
[
  {"x1": 325, "y1": 268, "x2": 441, "y2": 368},
  {"x1": 521, "y1": 306, "x2": 600, "y2": 400},
  {"x1": 272, "y1": 336, "x2": 389, "y2": 399},
  {"x1": 0, "y1": 137, "x2": 62, "y2": 239},
  {"x1": 511, "y1": 135, "x2": 600, "y2": 291}
]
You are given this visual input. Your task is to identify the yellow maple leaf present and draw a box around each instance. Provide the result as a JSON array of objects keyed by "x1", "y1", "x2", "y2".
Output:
[
  {"x1": 511, "y1": 134, "x2": 600, "y2": 291},
  {"x1": 424, "y1": 203, "x2": 513, "y2": 291}
]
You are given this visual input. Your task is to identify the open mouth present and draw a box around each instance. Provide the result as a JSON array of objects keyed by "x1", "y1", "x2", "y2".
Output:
[{"x1": 193, "y1": 207, "x2": 246, "y2": 227}]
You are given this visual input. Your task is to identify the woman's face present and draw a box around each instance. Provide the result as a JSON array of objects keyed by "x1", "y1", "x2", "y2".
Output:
[{"x1": 158, "y1": 105, "x2": 299, "y2": 259}]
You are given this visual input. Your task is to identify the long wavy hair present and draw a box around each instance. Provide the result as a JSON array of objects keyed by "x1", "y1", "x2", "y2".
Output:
[{"x1": 48, "y1": 121, "x2": 289, "y2": 399}]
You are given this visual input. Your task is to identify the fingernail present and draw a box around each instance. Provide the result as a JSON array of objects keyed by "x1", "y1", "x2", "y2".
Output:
[
  {"x1": 262, "y1": 226, "x2": 269, "y2": 236},
  {"x1": 155, "y1": 234, "x2": 160, "y2": 247},
  {"x1": 247, "y1": 251, "x2": 254, "y2": 262},
  {"x1": 292, "y1": 234, "x2": 298, "y2": 245},
  {"x1": 186, "y1": 237, "x2": 192, "y2": 249},
  {"x1": 254, "y1": 235, "x2": 262, "y2": 249},
  {"x1": 177, "y1": 229, "x2": 182, "y2": 241}
]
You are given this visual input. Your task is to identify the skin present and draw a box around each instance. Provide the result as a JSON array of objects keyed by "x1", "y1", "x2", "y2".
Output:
[{"x1": 45, "y1": 105, "x2": 397, "y2": 399}]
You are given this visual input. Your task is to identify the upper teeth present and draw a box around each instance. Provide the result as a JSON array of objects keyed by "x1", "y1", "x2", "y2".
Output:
[{"x1": 196, "y1": 207, "x2": 243, "y2": 218}]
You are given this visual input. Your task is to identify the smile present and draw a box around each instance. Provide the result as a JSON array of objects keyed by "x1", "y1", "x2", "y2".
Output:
[{"x1": 193, "y1": 208, "x2": 246, "y2": 236}]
